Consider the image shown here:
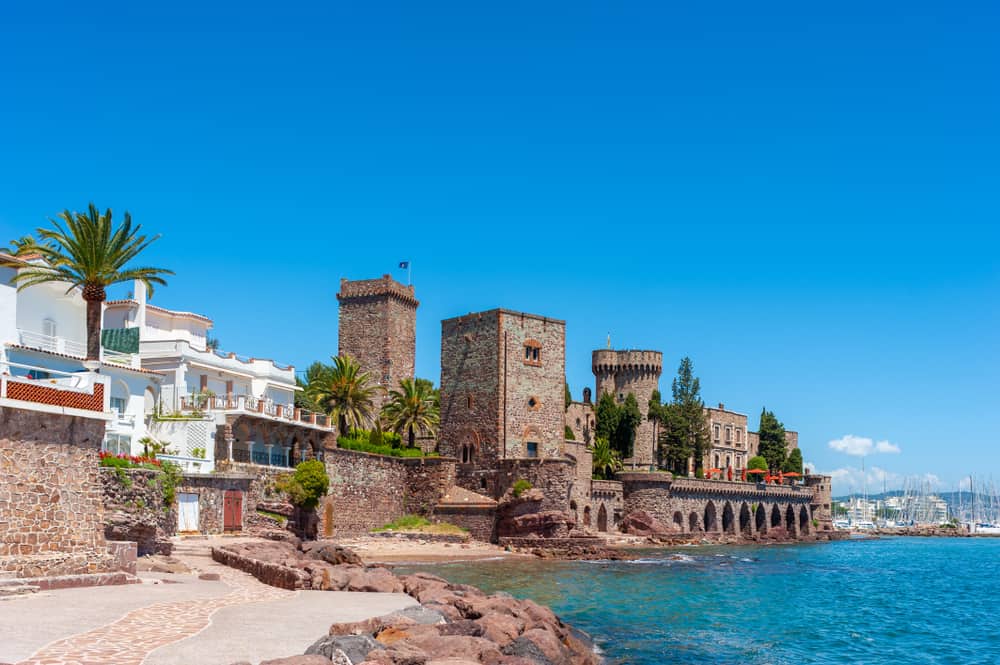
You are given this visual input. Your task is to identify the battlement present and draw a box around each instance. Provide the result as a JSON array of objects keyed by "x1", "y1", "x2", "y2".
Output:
[
  {"x1": 337, "y1": 275, "x2": 419, "y2": 307},
  {"x1": 592, "y1": 349, "x2": 663, "y2": 374}
]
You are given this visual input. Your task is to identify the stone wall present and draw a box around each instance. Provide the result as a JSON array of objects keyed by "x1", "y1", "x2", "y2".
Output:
[
  {"x1": 588, "y1": 480, "x2": 624, "y2": 533},
  {"x1": 618, "y1": 472, "x2": 815, "y2": 539},
  {"x1": 175, "y1": 471, "x2": 257, "y2": 534},
  {"x1": 0, "y1": 407, "x2": 113, "y2": 577},
  {"x1": 433, "y1": 506, "x2": 495, "y2": 542},
  {"x1": 320, "y1": 448, "x2": 456, "y2": 537},
  {"x1": 496, "y1": 458, "x2": 575, "y2": 512},
  {"x1": 101, "y1": 468, "x2": 174, "y2": 555},
  {"x1": 337, "y1": 275, "x2": 418, "y2": 413},
  {"x1": 565, "y1": 401, "x2": 594, "y2": 445},
  {"x1": 592, "y1": 350, "x2": 662, "y2": 466},
  {"x1": 561, "y1": 440, "x2": 594, "y2": 518}
]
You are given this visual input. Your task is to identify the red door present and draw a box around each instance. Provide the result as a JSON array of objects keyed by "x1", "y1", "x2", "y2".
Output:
[{"x1": 223, "y1": 490, "x2": 243, "y2": 532}]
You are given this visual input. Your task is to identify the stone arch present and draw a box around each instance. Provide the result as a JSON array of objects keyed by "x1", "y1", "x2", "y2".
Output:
[
  {"x1": 673, "y1": 511, "x2": 684, "y2": 533},
  {"x1": 144, "y1": 385, "x2": 157, "y2": 415},
  {"x1": 755, "y1": 503, "x2": 767, "y2": 532},
  {"x1": 583, "y1": 506, "x2": 592, "y2": 527},
  {"x1": 704, "y1": 501, "x2": 718, "y2": 533},
  {"x1": 799, "y1": 506, "x2": 811, "y2": 534},
  {"x1": 739, "y1": 503, "x2": 752, "y2": 536},
  {"x1": 722, "y1": 502, "x2": 735, "y2": 534},
  {"x1": 597, "y1": 504, "x2": 608, "y2": 532},
  {"x1": 771, "y1": 504, "x2": 782, "y2": 528},
  {"x1": 786, "y1": 505, "x2": 796, "y2": 532},
  {"x1": 688, "y1": 511, "x2": 700, "y2": 533}
]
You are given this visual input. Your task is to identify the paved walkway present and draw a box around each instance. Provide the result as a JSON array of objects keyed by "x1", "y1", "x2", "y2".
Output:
[{"x1": 1, "y1": 539, "x2": 416, "y2": 665}]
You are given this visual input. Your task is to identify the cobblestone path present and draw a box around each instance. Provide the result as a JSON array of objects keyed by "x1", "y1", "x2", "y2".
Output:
[{"x1": 17, "y1": 553, "x2": 292, "y2": 665}]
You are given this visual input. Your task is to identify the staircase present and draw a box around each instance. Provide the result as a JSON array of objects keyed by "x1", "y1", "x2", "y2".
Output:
[{"x1": 0, "y1": 571, "x2": 39, "y2": 598}]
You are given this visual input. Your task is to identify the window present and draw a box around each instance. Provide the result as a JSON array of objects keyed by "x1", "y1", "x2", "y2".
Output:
[
  {"x1": 42, "y1": 318, "x2": 57, "y2": 338},
  {"x1": 527, "y1": 396, "x2": 540, "y2": 411},
  {"x1": 110, "y1": 397, "x2": 127, "y2": 415},
  {"x1": 736, "y1": 429, "x2": 742, "y2": 443},
  {"x1": 714, "y1": 454, "x2": 720, "y2": 468},
  {"x1": 713, "y1": 424, "x2": 721, "y2": 442},
  {"x1": 726, "y1": 455, "x2": 731, "y2": 468},
  {"x1": 461, "y1": 444, "x2": 474, "y2": 464},
  {"x1": 103, "y1": 433, "x2": 130, "y2": 456},
  {"x1": 526, "y1": 442, "x2": 539, "y2": 458},
  {"x1": 523, "y1": 340, "x2": 542, "y2": 366},
  {"x1": 467, "y1": 395, "x2": 474, "y2": 409},
  {"x1": 725, "y1": 427, "x2": 732, "y2": 442}
]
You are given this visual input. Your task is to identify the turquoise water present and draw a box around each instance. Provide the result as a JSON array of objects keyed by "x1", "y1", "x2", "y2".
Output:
[{"x1": 396, "y1": 538, "x2": 1000, "y2": 665}]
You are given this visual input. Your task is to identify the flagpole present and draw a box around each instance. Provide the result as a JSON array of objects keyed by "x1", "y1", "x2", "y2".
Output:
[{"x1": 408, "y1": 261, "x2": 412, "y2": 286}]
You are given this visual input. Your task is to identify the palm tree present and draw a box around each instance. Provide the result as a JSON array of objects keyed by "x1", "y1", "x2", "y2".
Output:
[
  {"x1": 2, "y1": 204, "x2": 172, "y2": 360},
  {"x1": 590, "y1": 436, "x2": 623, "y2": 480},
  {"x1": 305, "y1": 355, "x2": 377, "y2": 437},
  {"x1": 382, "y1": 378, "x2": 440, "y2": 448}
]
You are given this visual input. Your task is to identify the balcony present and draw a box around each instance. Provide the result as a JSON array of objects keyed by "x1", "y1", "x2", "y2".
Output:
[
  {"x1": 176, "y1": 392, "x2": 334, "y2": 430},
  {"x1": 15, "y1": 329, "x2": 140, "y2": 368},
  {"x1": 18, "y1": 329, "x2": 86, "y2": 357},
  {"x1": 0, "y1": 360, "x2": 109, "y2": 416}
]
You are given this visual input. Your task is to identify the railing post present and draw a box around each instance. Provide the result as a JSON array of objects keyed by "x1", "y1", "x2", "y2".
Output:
[
  {"x1": 265, "y1": 444, "x2": 274, "y2": 466},
  {"x1": 294, "y1": 407, "x2": 302, "y2": 422},
  {"x1": 310, "y1": 412, "x2": 317, "y2": 425}
]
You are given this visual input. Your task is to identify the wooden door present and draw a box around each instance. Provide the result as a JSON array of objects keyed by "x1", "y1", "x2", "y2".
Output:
[
  {"x1": 223, "y1": 490, "x2": 243, "y2": 532},
  {"x1": 178, "y1": 493, "x2": 200, "y2": 533}
]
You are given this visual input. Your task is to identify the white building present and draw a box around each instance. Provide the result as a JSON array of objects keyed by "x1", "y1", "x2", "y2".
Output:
[
  {"x1": 0, "y1": 254, "x2": 158, "y2": 452},
  {"x1": 103, "y1": 281, "x2": 334, "y2": 473}
]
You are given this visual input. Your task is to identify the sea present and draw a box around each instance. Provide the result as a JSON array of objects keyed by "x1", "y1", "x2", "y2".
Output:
[{"x1": 396, "y1": 537, "x2": 1000, "y2": 665}]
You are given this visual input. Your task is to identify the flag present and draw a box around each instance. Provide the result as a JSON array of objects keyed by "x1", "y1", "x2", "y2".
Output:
[{"x1": 398, "y1": 261, "x2": 410, "y2": 269}]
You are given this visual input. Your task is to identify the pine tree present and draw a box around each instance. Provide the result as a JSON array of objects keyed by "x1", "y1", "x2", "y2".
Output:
[
  {"x1": 659, "y1": 357, "x2": 709, "y2": 476},
  {"x1": 757, "y1": 408, "x2": 787, "y2": 472}
]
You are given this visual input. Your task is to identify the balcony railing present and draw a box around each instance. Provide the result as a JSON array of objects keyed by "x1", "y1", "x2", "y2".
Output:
[
  {"x1": 18, "y1": 329, "x2": 86, "y2": 357},
  {"x1": 177, "y1": 393, "x2": 333, "y2": 429},
  {"x1": 0, "y1": 360, "x2": 108, "y2": 413}
]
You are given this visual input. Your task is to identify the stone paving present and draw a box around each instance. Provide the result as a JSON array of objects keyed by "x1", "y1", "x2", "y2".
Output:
[{"x1": 16, "y1": 546, "x2": 291, "y2": 665}]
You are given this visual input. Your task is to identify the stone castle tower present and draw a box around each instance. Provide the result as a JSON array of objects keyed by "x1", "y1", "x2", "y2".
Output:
[
  {"x1": 337, "y1": 275, "x2": 419, "y2": 413},
  {"x1": 592, "y1": 349, "x2": 663, "y2": 466}
]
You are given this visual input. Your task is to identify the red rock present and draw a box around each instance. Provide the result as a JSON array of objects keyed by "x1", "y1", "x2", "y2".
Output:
[
  {"x1": 259, "y1": 656, "x2": 336, "y2": 665},
  {"x1": 475, "y1": 612, "x2": 526, "y2": 645},
  {"x1": 346, "y1": 567, "x2": 405, "y2": 593},
  {"x1": 620, "y1": 510, "x2": 675, "y2": 536}
]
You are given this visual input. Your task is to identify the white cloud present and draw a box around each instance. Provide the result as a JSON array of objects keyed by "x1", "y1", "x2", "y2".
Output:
[
  {"x1": 875, "y1": 440, "x2": 901, "y2": 454},
  {"x1": 828, "y1": 434, "x2": 902, "y2": 457},
  {"x1": 817, "y1": 464, "x2": 901, "y2": 495}
]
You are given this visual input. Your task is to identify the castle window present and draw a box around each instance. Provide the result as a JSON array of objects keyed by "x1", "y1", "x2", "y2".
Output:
[
  {"x1": 467, "y1": 395, "x2": 474, "y2": 409},
  {"x1": 725, "y1": 427, "x2": 732, "y2": 443},
  {"x1": 736, "y1": 429, "x2": 742, "y2": 443},
  {"x1": 526, "y1": 442, "x2": 539, "y2": 458},
  {"x1": 523, "y1": 340, "x2": 542, "y2": 366},
  {"x1": 527, "y1": 396, "x2": 540, "y2": 411},
  {"x1": 713, "y1": 424, "x2": 721, "y2": 442}
]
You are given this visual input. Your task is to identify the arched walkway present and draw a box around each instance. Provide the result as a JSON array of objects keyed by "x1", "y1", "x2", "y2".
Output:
[
  {"x1": 785, "y1": 505, "x2": 796, "y2": 532},
  {"x1": 703, "y1": 501, "x2": 718, "y2": 533},
  {"x1": 755, "y1": 504, "x2": 767, "y2": 533},
  {"x1": 722, "y1": 502, "x2": 735, "y2": 534},
  {"x1": 739, "y1": 503, "x2": 752, "y2": 536},
  {"x1": 688, "y1": 512, "x2": 700, "y2": 533},
  {"x1": 770, "y1": 504, "x2": 782, "y2": 528},
  {"x1": 799, "y1": 506, "x2": 811, "y2": 534},
  {"x1": 673, "y1": 511, "x2": 684, "y2": 533},
  {"x1": 597, "y1": 504, "x2": 608, "y2": 533}
]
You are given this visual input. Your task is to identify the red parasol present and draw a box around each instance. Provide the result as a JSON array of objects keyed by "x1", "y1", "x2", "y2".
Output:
[
  {"x1": 747, "y1": 469, "x2": 767, "y2": 474},
  {"x1": 782, "y1": 472, "x2": 802, "y2": 477}
]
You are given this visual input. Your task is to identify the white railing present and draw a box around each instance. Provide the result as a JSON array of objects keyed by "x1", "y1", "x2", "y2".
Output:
[
  {"x1": 0, "y1": 359, "x2": 109, "y2": 413},
  {"x1": 176, "y1": 392, "x2": 333, "y2": 429},
  {"x1": 156, "y1": 454, "x2": 214, "y2": 474},
  {"x1": 17, "y1": 329, "x2": 87, "y2": 357},
  {"x1": 108, "y1": 409, "x2": 137, "y2": 430},
  {"x1": 101, "y1": 348, "x2": 138, "y2": 367}
]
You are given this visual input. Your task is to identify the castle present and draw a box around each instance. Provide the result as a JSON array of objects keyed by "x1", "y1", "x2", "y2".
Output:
[{"x1": 338, "y1": 274, "x2": 834, "y2": 541}]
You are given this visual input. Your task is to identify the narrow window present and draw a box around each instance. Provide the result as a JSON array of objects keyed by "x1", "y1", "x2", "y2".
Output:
[
  {"x1": 526, "y1": 442, "x2": 539, "y2": 458},
  {"x1": 523, "y1": 340, "x2": 542, "y2": 366}
]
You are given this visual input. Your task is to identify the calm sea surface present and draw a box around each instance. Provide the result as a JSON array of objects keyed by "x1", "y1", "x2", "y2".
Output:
[{"x1": 395, "y1": 537, "x2": 1000, "y2": 665}]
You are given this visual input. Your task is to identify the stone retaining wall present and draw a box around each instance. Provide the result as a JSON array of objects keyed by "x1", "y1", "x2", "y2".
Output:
[
  {"x1": 211, "y1": 545, "x2": 304, "y2": 590},
  {"x1": 101, "y1": 468, "x2": 174, "y2": 555},
  {"x1": 0, "y1": 407, "x2": 113, "y2": 577}
]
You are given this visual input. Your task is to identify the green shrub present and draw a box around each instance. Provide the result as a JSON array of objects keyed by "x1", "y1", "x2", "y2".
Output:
[
  {"x1": 564, "y1": 425, "x2": 575, "y2": 440},
  {"x1": 157, "y1": 461, "x2": 183, "y2": 508},
  {"x1": 277, "y1": 460, "x2": 329, "y2": 510},
  {"x1": 747, "y1": 455, "x2": 769, "y2": 475},
  {"x1": 338, "y1": 435, "x2": 426, "y2": 458},
  {"x1": 375, "y1": 514, "x2": 431, "y2": 531},
  {"x1": 512, "y1": 479, "x2": 532, "y2": 498}
]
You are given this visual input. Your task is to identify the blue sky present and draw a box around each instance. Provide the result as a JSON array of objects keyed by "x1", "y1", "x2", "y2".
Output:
[{"x1": 2, "y1": 1, "x2": 997, "y2": 493}]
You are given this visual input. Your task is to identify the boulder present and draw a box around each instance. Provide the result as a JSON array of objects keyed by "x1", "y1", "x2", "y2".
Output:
[
  {"x1": 620, "y1": 510, "x2": 675, "y2": 536},
  {"x1": 346, "y1": 567, "x2": 406, "y2": 593},
  {"x1": 306, "y1": 634, "x2": 383, "y2": 663},
  {"x1": 496, "y1": 512, "x2": 573, "y2": 539},
  {"x1": 261, "y1": 657, "x2": 336, "y2": 665},
  {"x1": 383, "y1": 605, "x2": 447, "y2": 626},
  {"x1": 302, "y1": 541, "x2": 364, "y2": 566}
]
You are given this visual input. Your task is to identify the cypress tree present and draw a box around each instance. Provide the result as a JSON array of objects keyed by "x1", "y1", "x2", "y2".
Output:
[
  {"x1": 614, "y1": 393, "x2": 642, "y2": 458},
  {"x1": 757, "y1": 408, "x2": 787, "y2": 472},
  {"x1": 595, "y1": 392, "x2": 620, "y2": 444},
  {"x1": 659, "y1": 357, "x2": 709, "y2": 476}
]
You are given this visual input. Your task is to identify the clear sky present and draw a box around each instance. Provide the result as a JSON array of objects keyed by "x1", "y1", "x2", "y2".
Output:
[{"x1": 2, "y1": 1, "x2": 997, "y2": 494}]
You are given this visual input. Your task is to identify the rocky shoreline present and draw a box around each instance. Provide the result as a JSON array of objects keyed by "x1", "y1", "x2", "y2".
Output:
[{"x1": 215, "y1": 540, "x2": 602, "y2": 665}]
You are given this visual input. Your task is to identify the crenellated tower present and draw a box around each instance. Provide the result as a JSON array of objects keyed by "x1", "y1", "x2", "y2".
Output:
[{"x1": 592, "y1": 349, "x2": 663, "y2": 466}]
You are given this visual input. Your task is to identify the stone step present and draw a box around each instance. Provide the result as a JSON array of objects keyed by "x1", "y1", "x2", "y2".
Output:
[{"x1": 0, "y1": 582, "x2": 40, "y2": 597}]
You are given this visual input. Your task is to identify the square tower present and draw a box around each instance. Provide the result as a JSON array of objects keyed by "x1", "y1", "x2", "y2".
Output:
[
  {"x1": 439, "y1": 309, "x2": 565, "y2": 474},
  {"x1": 337, "y1": 275, "x2": 419, "y2": 412}
]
